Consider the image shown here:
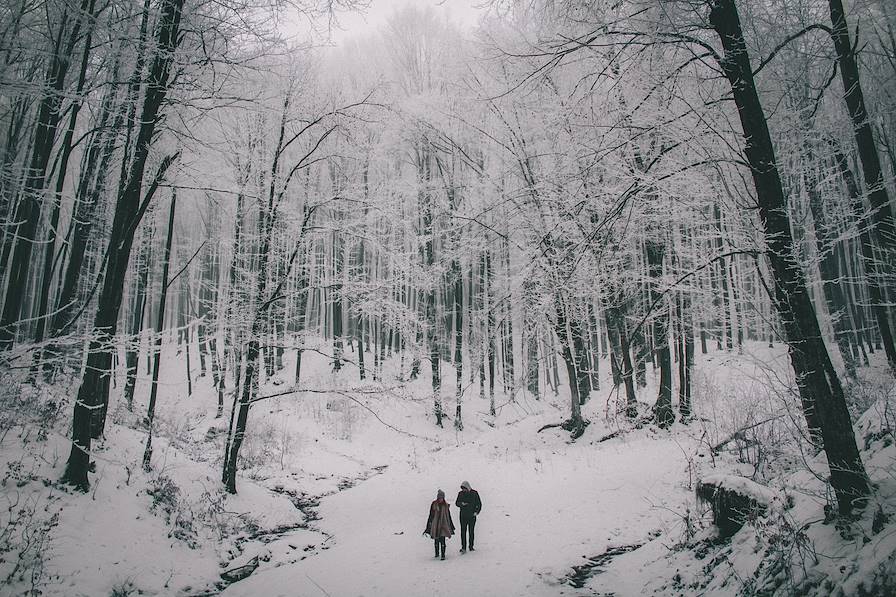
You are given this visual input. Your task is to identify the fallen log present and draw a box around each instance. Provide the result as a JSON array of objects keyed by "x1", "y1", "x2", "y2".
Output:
[
  {"x1": 220, "y1": 556, "x2": 259, "y2": 583},
  {"x1": 696, "y1": 474, "x2": 781, "y2": 538}
]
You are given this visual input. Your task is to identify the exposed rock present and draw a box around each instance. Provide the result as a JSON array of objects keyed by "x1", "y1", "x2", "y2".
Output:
[{"x1": 697, "y1": 474, "x2": 781, "y2": 538}]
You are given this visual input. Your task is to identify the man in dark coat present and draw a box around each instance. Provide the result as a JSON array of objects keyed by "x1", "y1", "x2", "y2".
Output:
[{"x1": 455, "y1": 481, "x2": 482, "y2": 553}]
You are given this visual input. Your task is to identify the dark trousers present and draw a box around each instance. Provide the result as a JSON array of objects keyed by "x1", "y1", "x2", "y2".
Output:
[
  {"x1": 460, "y1": 514, "x2": 476, "y2": 549},
  {"x1": 434, "y1": 537, "x2": 446, "y2": 557}
]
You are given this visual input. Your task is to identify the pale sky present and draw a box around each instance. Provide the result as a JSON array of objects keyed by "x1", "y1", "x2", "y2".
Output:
[{"x1": 316, "y1": 0, "x2": 490, "y2": 44}]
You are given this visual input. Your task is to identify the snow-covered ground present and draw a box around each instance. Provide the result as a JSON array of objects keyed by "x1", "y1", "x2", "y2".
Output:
[{"x1": 1, "y1": 338, "x2": 894, "y2": 596}]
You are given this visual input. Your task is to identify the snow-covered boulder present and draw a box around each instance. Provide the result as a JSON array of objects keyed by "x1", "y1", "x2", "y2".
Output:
[{"x1": 697, "y1": 474, "x2": 783, "y2": 538}]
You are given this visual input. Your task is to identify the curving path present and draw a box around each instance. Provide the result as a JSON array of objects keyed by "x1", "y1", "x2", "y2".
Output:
[{"x1": 222, "y1": 418, "x2": 694, "y2": 597}]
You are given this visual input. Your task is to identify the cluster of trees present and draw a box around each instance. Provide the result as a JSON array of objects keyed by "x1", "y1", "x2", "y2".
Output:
[{"x1": 1, "y1": 0, "x2": 894, "y2": 517}]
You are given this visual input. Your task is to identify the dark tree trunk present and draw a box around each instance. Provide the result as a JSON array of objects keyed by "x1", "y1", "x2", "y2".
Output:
[
  {"x1": 804, "y1": 149, "x2": 857, "y2": 376},
  {"x1": 477, "y1": 257, "x2": 487, "y2": 400},
  {"x1": 123, "y1": 221, "x2": 154, "y2": 410},
  {"x1": 587, "y1": 302, "x2": 601, "y2": 391},
  {"x1": 553, "y1": 295, "x2": 589, "y2": 438},
  {"x1": 46, "y1": 87, "x2": 121, "y2": 349},
  {"x1": 61, "y1": 0, "x2": 184, "y2": 491},
  {"x1": 294, "y1": 248, "x2": 307, "y2": 385},
  {"x1": 143, "y1": 191, "x2": 176, "y2": 470},
  {"x1": 646, "y1": 239, "x2": 674, "y2": 428},
  {"x1": 30, "y1": 4, "x2": 98, "y2": 369},
  {"x1": 50, "y1": 0, "x2": 152, "y2": 357},
  {"x1": 0, "y1": 1, "x2": 90, "y2": 349},
  {"x1": 714, "y1": 205, "x2": 733, "y2": 350},
  {"x1": 502, "y1": 240, "x2": 515, "y2": 396},
  {"x1": 709, "y1": 0, "x2": 869, "y2": 514},
  {"x1": 632, "y1": 321, "x2": 649, "y2": 388},
  {"x1": 355, "y1": 239, "x2": 366, "y2": 381},
  {"x1": 828, "y1": 0, "x2": 896, "y2": 268},
  {"x1": 453, "y1": 259, "x2": 463, "y2": 430},
  {"x1": 726, "y1": 255, "x2": 743, "y2": 349},
  {"x1": 419, "y1": 147, "x2": 442, "y2": 426},
  {"x1": 224, "y1": 338, "x2": 257, "y2": 494},
  {"x1": 837, "y1": 240, "x2": 870, "y2": 367},
  {"x1": 830, "y1": 143, "x2": 896, "y2": 372},
  {"x1": 678, "y1": 289, "x2": 694, "y2": 421},
  {"x1": 604, "y1": 304, "x2": 624, "y2": 388},
  {"x1": 526, "y1": 324, "x2": 539, "y2": 400},
  {"x1": 332, "y1": 283, "x2": 344, "y2": 372},
  {"x1": 182, "y1": 276, "x2": 193, "y2": 396},
  {"x1": 486, "y1": 250, "x2": 497, "y2": 416}
]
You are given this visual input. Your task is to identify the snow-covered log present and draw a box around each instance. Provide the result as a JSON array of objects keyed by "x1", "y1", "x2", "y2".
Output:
[{"x1": 697, "y1": 474, "x2": 781, "y2": 538}]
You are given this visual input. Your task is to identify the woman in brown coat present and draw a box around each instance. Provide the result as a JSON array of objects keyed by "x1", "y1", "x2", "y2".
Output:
[{"x1": 423, "y1": 489, "x2": 455, "y2": 560}]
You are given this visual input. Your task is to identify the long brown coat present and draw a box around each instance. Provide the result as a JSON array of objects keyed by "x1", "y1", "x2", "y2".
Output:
[{"x1": 425, "y1": 499, "x2": 455, "y2": 539}]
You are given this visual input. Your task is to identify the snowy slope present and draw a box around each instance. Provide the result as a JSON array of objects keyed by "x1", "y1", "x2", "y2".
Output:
[{"x1": 1, "y1": 339, "x2": 893, "y2": 596}]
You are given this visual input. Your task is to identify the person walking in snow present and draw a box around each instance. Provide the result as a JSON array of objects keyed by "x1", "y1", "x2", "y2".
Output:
[
  {"x1": 424, "y1": 489, "x2": 455, "y2": 560},
  {"x1": 455, "y1": 481, "x2": 482, "y2": 553}
]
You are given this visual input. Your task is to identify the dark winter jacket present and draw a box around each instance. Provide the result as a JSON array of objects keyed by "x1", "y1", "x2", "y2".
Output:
[
  {"x1": 425, "y1": 499, "x2": 455, "y2": 539},
  {"x1": 455, "y1": 489, "x2": 482, "y2": 520}
]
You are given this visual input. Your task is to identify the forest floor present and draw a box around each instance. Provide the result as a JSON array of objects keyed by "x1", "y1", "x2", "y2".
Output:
[{"x1": 1, "y1": 339, "x2": 894, "y2": 596}]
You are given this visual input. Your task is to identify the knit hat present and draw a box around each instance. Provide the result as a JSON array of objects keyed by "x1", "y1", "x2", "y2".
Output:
[
  {"x1": 437, "y1": 489, "x2": 445, "y2": 500},
  {"x1": 461, "y1": 481, "x2": 471, "y2": 490}
]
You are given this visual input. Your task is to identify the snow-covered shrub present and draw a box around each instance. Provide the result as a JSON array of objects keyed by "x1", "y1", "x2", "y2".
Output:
[
  {"x1": 237, "y1": 418, "x2": 281, "y2": 474},
  {"x1": 845, "y1": 373, "x2": 894, "y2": 417},
  {"x1": 749, "y1": 511, "x2": 819, "y2": 595},
  {"x1": 277, "y1": 422, "x2": 297, "y2": 470},
  {"x1": 196, "y1": 487, "x2": 260, "y2": 541},
  {"x1": 109, "y1": 578, "x2": 138, "y2": 596},
  {"x1": 146, "y1": 474, "x2": 198, "y2": 548},
  {"x1": 147, "y1": 474, "x2": 180, "y2": 518},
  {"x1": 0, "y1": 490, "x2": 58, "y2": 592},
  {"x1": 0, "y1": 370, "x2": 66, "y2": 443},
  {"x1": 850, "y1": 378, "x2": 896, "y2": 452},
  {"x1": 696, "y1": 366, "x2": 803, "y2": 481},
  {"x1": 323, "y1": 397, "x2": 357, "y2": 440}
]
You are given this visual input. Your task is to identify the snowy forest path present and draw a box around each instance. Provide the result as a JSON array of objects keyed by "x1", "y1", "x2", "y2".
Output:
[{"x1": 220, "y1": 417, "x2": 695, "y2": 596}]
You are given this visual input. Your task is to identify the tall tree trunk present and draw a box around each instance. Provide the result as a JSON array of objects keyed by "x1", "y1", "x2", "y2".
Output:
[
  {"x1": 714, "y1": 204, "x2": 733, "y2": 350},
  {"x1": 477, "y1": 255, "x2": 487, "y2": 401},
  {"x1": 123, "y1": 218, "x2": 154, "y2": 410},
  {"x1": 677, "y1": 287, "x2": 694, "y2": 421},
  {"x1": 553, "y1": 293, "x2": 588, "y2": 438},
  {"x1": 294, "y1": 240, "x2": 309, "y2": 386},
  {"x1": 502, "y1": 239, "x2": 515, "y2": 396},
  {"x1": 804, "y1": 150, "x2": 857, "y2": 376},
  {"x1": 143, "y1": 191, "x2": 176, "y2": 470},
  {"x1": 46, "y1": 82, "x2": 120, "y2": 349},
  {"x1": 830, "y1": 143, "x2": 896, "y2": 371},
  {"x1": 0, "y1": 1, "x2": 91, "y2": 349},
  {"x1": 202, "y1": 238, "x2": 224, "y2": 417},
  {"x1": 646, "y1": 239, "x2": 673, "y2": 428},
  {"x1": 182, "y1": 275, "x2": 193, "y2": 396},
  {"x1": 30, "y1": 3, "x2": 98, "y2": 369},
  {"x1": 604, "y1": 302, "x2": 624, "y2": 388},
  {"x1": 53, "y1": 0, "x2": 152, "y2": 355},
  {"x1": 828, "y1": 0, "x2": 896, "y2": 267},
  {"x1": 61, "y1": 0, "x2": 185, "y2": 490},
  {"x1": 709, "y1": 0, "x2": 869, "y2": 514},
  {"x1": 587, "y1": 302, "x2": 601, "y2": 391},
  {"x1": 485, "y1": 249, "x2": 496, "y2": 416},
  {"x1": 453, "y1": 259, "x2": 463, "y2": 430},
  {"x1": 332, "y1": 281, "x2": 344, "y2": 373},
  {"x1": 525, "y1": 311, "x2": 540, "y2": 400}
]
